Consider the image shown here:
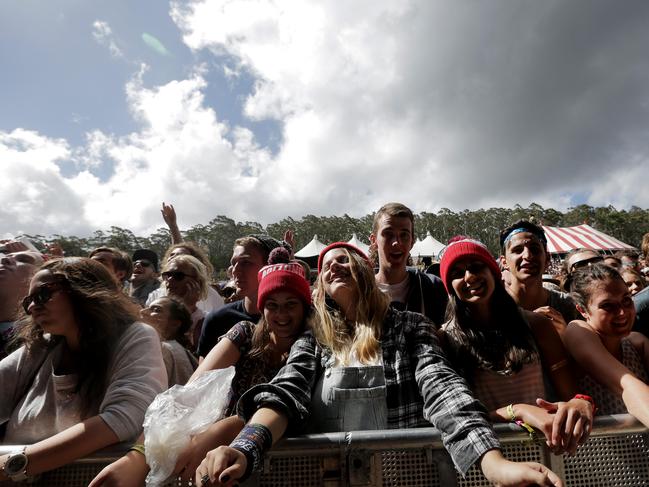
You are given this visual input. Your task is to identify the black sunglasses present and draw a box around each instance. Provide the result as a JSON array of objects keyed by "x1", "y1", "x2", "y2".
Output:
[
  {"x1": 569, "y1": 256, "x2": 604, "y2": 274},
  {"x1": 161, "y1": 270, "x2": 195, "y2": 281},
  {"x1": 133, "y1": 259, "x2": 153, "y2": 268},
  {"x1": 22, "y1": 282, "x2": 66, "y2": 314}
]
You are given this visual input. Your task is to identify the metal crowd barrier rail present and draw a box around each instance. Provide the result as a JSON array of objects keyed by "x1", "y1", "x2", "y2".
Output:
[{"x1": 1, "y1": 414, "x2": 648, "y2": 486}]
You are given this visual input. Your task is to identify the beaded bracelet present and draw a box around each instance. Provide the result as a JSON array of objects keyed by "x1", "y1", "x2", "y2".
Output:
[
  {"x1": 230, "y1": 423, "x2": 273, "y2": 481},
  {"x1": 506, "y1": 404, "x2": 516, "y2": 422},
  {"x1": 574, "y1": 394, "x2": 597, "y2": 413},
  {"x1": 129, "y1": 443, "x2": 146, "y2": 457}
]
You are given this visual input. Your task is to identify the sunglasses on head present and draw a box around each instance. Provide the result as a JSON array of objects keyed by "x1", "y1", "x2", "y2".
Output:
[
  {"x1": 569, "y1": 256, "x2": 604, "y2": 274},
  {"x1": 22, "y1": 282, "x2": 66, "y2": 314},
  {"x1": 161, "y1": 270, "x2": 195, "y2": 281},
  {"x1": 134, "y1": 260, "x2": 153, "y2": 268}
]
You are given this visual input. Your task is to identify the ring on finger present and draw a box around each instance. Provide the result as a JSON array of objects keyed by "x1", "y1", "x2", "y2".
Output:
[{"x1": 201, "y1": 473, "x2": 210, "y2": 486}]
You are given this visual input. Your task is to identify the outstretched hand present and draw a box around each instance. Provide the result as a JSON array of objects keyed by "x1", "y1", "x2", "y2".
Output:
[
  {"x1": 536, "y1": 398, "x2": 592, "y2": 455},
  {"x1": 87, "y1": 451, "x2": 149, "y2": 487},
  {"x1": 0, "y1": 239, "x2": 29, "y2": 253},
  {"x1": 481, "y1": 449, "x2": 563, "y2": 487},
  {"x1": 195, "y1": 446, "x2": 247, "y2": 486},
  {"x1": 491, "y1": 461, "x2": 563, "y2": 487}
]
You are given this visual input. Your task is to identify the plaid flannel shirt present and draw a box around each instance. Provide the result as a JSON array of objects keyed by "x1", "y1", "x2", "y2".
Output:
[{"x1": 237, "y1": 308, "x2": 500, "y2": 474}]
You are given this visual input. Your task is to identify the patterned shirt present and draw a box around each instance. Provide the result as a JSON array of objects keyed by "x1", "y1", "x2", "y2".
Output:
[
  {"x1": 222, "y1": 321, "x2": 284, "y2": 416},
  {"x1": 578, "y1": 337, "x2": 649, "y2": 415},
  {"x1": 237, "y1": 308, "x2": 500, "y2": 475}
]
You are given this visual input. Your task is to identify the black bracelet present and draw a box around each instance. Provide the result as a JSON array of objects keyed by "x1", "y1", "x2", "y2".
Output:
[{"x1": 230, "y1": 423, "x2": 273, "y2": 480}]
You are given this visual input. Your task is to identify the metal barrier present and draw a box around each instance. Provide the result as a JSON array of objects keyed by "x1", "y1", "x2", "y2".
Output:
[{"x1": 1, "y1": 414, "x2": 648, "y2": 486}]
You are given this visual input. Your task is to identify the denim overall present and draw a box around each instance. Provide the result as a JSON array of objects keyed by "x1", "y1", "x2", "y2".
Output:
[{"x1": 309, "y1": 364, "x2": 388, "y2": 432}]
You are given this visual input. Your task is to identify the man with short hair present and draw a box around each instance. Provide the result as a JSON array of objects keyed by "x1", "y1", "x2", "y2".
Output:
[
  {"x1": 89, "y1": 247, "x2": 132, "y2": 292},
  {"x1": 499, "y1": 220, "x2": 579, "y2": 333},
  {"x1": 129, "y1": 249, "x2": 161, "y2": 307},
  {"x1": 196, "y1": 235, "x2": 287, "y2": 360},
  {"x1": 0, "y1": 250, "x2": 44, "y2": 358},
  {"x1": 370, "y1": 202, "x2": 447, "y2": 325}
]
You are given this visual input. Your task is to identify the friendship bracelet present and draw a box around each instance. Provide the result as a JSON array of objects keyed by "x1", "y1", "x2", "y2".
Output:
[
  {"x1": 129, "y1": 443, "x2": 146, "y2": 457},
  {"x1": 515, "y1": 420, "x2": 537, "y2": 442},
  {"x1": 506, "y1": 404, "x2": 517, "y2": 422},
  {"x1": 574, "y1": 394, "x2": 597, "y2": 413},
  {"x1": 230, "y1": 423, "x2": 273, "y2": 481}
]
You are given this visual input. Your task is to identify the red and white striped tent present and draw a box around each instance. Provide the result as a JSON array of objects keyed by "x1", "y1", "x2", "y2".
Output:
[{"x1": 541, "y1": 224, "x2": 636, "y2": 254}]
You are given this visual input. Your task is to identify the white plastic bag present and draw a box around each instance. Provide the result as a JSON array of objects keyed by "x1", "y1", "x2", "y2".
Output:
[{"x1": 143, "y1": 366, "x2": 236, "y2": 486}]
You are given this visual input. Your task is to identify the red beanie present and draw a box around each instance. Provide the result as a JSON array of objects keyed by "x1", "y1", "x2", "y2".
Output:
[
  {"x1": 257, "y1": 262, "x2": 312, "y2": 310},
  {"x1": 317, "y1": 242, "x2": 371, "y2": 273},
  {"x1": 439, "y1": 239, "x2": 501, "y2": 293}
]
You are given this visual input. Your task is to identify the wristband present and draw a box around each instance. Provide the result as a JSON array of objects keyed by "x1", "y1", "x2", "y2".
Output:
[
  {"x1": 129, "y1": 443, "x2": 146, "y2": 457},
  {"x1": 574, "y1": 394, "x2": 597, "y2": 413},
  {"x1": 515, "y1": 420, "x2": 537, "y2": 441},
  {"x1": 506, "y1": 404, "x2": 516, "y2": 422},
  {"x1": 230, "y1": 423, "x2": 273, "y2": 481}
]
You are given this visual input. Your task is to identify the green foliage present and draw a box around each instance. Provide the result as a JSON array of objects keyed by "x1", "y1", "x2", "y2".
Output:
[{"x1": 38, "y1": 203, "x2": 648, "y2": 272}]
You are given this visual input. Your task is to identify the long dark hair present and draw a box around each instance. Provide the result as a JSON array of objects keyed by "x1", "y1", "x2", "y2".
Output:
[
  {"x1": 14, "y1": 257, "x2": 140, "y2": 416},
  {"x1": 248, "y1": 307, "x2": 312, "y2": 368},
  {"x1": 444, "y1": 282, "x2": 538, "y2": 376}
]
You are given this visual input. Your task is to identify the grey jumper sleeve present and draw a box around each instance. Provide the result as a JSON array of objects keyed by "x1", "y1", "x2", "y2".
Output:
[{"x1": 98, "y1": 323, "x2": 168, "y2": 441}]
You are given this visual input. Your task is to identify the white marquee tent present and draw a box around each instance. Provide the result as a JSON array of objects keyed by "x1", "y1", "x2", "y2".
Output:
[
  {"x1": 410, "y1": 231, "x2": 445, "y2": 259},
  {"x1": 295, "y1": 235, "x2": 328, "y2": 258},
  {"x1": 347, "y1": 233, "x2": 370, "y2": 254}
]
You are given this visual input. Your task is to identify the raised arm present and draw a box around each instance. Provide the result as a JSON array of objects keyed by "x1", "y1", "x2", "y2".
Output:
[
  {"x1": 564, "y1": 321, "x2": 649, "y2": 428},
  {"x1": 161, "y1": 202, "x2": 183, "y2": 245}
]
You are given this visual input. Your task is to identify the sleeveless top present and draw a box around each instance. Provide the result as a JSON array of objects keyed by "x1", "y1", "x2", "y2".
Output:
[
  {"x1": 471, "y1": 361, "x2": 545, "y2": 411},
  {"x1": 442, "y1": 319, "x2": 546, "y2": 411},
  {"x1": 578, "y1": 338, "x2": 649, "y2": 415}
]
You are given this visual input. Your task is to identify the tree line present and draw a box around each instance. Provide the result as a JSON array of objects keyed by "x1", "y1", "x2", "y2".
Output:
[{"x1": 20, "y1": 203, "x2": 649, "y2": 275}]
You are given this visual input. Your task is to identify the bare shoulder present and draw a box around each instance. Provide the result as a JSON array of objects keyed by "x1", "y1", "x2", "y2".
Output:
[
  {"x1": 563, "y1": 319, "x2": 596, "y2": 345},
  {"x1": 627, "y1": 331, "x2": 649, "y2": 352}
]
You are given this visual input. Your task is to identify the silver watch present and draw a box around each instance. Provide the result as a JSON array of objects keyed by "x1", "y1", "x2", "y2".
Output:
[{"x1": 2, "y1": 447, "x2": 29, "y2": 481}]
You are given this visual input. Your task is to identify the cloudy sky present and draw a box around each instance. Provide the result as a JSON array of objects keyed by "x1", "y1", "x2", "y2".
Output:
[{"x1": 2, "y1": 0, "x2": 649, "y2": 238}]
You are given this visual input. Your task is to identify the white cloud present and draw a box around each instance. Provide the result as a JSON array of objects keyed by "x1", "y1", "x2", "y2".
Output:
[
  {"x1": 0, "y1": 129, "x2": 87, "y2": 237},
  {"x1": 168, "y1": 0, "x2": 649, "y2": 219},
  {"x1": 3, "y1": 1, "x2": 649, "y2": 240},
  {"x1": 92, "y1": 20, "x2": 124, "y2": 58}
]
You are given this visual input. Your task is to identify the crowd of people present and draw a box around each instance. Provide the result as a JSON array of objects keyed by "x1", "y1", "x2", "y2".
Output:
[{"x1": 1, "y1": 202, "x2": 648, "y2": 487}]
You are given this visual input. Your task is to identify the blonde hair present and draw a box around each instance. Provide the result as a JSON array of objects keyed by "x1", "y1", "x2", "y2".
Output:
[
  {"x1": 162, "y1": 254, "x2": 209, "y2": 302},
  {"x1": 312, "y1": 248, "x2": 389, "y2": 365}
]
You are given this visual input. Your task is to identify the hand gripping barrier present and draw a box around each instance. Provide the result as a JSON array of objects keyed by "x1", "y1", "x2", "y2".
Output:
[{"x1": 1, "y1": 414, "x2": 648, "y2": 486}]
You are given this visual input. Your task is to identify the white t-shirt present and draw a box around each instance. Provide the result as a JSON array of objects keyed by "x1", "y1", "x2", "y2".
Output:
[
  {"x1": 377, "y1": 276, "x2": 410, "y2": 304},
  {"x1": 146, "y1": 285, "x2": 225, "y2": 314}
]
